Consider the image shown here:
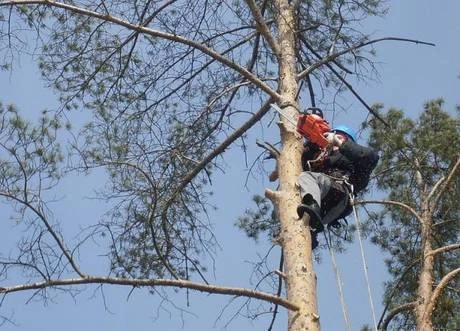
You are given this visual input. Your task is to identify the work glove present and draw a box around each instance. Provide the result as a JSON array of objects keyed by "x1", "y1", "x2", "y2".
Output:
[{"x1": 324, "y1": 132, "x2": 343, "y2": 147}]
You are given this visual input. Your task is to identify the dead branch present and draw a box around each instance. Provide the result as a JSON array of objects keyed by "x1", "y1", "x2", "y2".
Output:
[
  {"x1": 268, "y1": 250, "x2": 284, "y2": 331},
  {"x1": 423, "y1": 267, "x2": 460, "y2": 323},
  {"x1": 354, "y1": 199, "x2": 423, "y2": 224},
  {"x1": 265, "y1": 188, "x2": 281, "y2": 203},
  {"x1": 255, "y1": 139, "x2": 281, "y2": 182},
  {"x1": 380, "y1": 301, "x2": 416, "y2": 331},
  {"x1": 297, "y1": 37, "x2": 435, "y2": 81},
  {"x1": 256, "y1": 139, "x2": 281, "y2": 159},
  {"x1": 298, "y1": 35, "x2": 388, "y2": 126},
  {"x1": 0, "y1": 276, "x2": 299, "y2": 311}
]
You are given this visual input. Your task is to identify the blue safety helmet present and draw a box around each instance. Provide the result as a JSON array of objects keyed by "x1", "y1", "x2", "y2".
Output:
[{"x1": 332, "y1": 125, "x2": 357, "y2": 142}]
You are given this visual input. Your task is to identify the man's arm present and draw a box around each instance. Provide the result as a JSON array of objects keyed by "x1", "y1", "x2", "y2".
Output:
[{"x1": 339, "y1": 140, "x2": 379, "y2": 171}]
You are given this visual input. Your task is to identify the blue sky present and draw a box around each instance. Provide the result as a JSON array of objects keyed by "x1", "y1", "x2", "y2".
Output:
[{"x1": 0, "y1": 1, "x2": 459, "y2": 331}]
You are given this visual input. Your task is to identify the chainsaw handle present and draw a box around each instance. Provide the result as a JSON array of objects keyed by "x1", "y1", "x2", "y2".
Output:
[{"x1": 305, "y1": 107, "x2": 324, "y2": 118}]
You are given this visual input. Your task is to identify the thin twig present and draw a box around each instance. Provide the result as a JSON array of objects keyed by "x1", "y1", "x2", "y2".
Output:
[
  {"x1": 297, "y1": 34, "x2": 388, "y2": 127},
  {"x1": 0, "y1": 192, "x2": 86, "y2": 278},
  {"x1": 267, "y1": 250, "x2": 284, "y2": 331}
]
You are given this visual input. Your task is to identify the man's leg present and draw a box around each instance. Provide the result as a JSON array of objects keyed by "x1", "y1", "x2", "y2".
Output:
[
  {"x1": 297, "y1": 171, "x2": 332, "y2": 205},
  {"x1": 297, "y1": 172, "x2": 333, "y2": 228}
]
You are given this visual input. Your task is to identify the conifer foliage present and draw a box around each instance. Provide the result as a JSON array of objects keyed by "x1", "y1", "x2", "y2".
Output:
[{"x1": 364, "y1": 100, "x2": 459, "y2": 330}]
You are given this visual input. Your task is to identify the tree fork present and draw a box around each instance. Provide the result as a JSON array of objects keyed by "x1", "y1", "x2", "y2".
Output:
[{"x1": 275, "y1": 1, "x2": 319, "y2": 330}]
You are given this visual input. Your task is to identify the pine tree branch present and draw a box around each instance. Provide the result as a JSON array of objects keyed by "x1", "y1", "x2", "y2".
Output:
[
  {"x1": 354, "y1": 199, "x2": 423, "y2": 224},
  {"x1": 433, "y1": 219, "x2": 456, "y2": 227},
  {"x1": 427, "y1": 176, "x2": 445, "y2": 203},
  {"x1": 0, "y1": 0, "x2": 281, "y2": 101},
  {"x1": 426, "y1": 243, "x2": 460, "y2": 258},
  {"x1": 0, "y1": 192, "x2": 86, "y2": 278},
  {"x1": 380, "y1": 301, "x2": 416, "y2": 331},
  {"x1": 377, "y1": 258, "x2": 420, "y2": 329},
  {"x1": 0, "y1": 276, "x2": 299, "y2": 311},
  {"x1": 297, "y1": 37, "x2": 435, "y2": 81},
  {"x1": 244, "y1": 0, "x2": 280, "y2": 56},
  {"x1": 423, "y1": 267, "x2": 460, "y2": 323},
  {"x1": 430, "y1": 157, "x2": 460, "y2": 209},
  {"x1": 161, "y1": 98, "x2": 274, "y2": 221},
  {"x1": 297, "y1": 36, "x2": 390, "y2": 126}
]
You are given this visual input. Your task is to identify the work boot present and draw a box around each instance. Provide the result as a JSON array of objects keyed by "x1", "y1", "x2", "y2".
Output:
[{"x1": 297, "y1": 196, "x2": 323, "y2": 231}]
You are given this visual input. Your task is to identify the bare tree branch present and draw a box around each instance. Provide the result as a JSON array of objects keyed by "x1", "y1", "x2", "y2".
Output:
[
  {"x1": 354, "y1": 199, "x2": 423, "y2": 224},
  {"x1": 297, "y1": 34, "x2": 388, "y2": 126},
  {"x1": 430, "y1": 157, "x2": 460, "y2": 209},
  {"x1": 381, "y1": 301, "x2": 416, "y2": 331},
  {"x1": 426, "y1": 243, "x2": 460, "y2": 258},
  {"x1": 0, "y1": 0, "x2": 281, "y2": 101},
  {"x1": 377, "y1": 258, "x2": 420, "y2": 329},
  {"x1": 268, "y1": 250, "x2": 284, "y2": 331},
  {"x1": 0, "y1": 192, "x2": 86, "y2": 278},
  {"x1": 297, "y1": 37, "x2": 435, "y2": 81},
  {"x1": 161, "y1": 98, "x2": 274, "y2": 220},
  {"x1": 424, "y1": 268, "x2": 460, "y2": 323},
  {"x1": 427, "y1": 176, "x2": 445, "y2": 203},
  {"x1": 0, "y1": 276, "x2": 299, "y2": 311},
  {"x1": 256, "y1": 139, "x2": 280, "y2": 159},
  {"x1": 244, "y1": 0, "x2": 280, "y2": 56}
]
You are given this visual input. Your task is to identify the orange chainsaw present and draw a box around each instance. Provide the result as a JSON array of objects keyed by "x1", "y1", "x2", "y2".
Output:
[{"x1": 270, "y1": 104, "x2": 331, "y2": 148}]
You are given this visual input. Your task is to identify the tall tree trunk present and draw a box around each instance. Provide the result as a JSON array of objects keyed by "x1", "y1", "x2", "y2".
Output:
[
  {"x1": 416, "y1": 207, "x2": 435, "y2": 331},
  {"x1": 272, "y1": 1, "x2": 320, "y2": 330},
  {"x1": 414, "y1": 162, "x2": 434, "y2": 331}
]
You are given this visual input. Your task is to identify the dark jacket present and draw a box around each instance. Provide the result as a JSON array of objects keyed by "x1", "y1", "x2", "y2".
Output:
[
  {"x1": 302, "y1": 140, "x2": 379, "y2": 220},
  {"x1": 323, "y1": 140, "x2": 379, "y2": 194}
]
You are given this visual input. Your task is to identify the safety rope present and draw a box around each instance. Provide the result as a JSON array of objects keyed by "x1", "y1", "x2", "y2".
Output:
[
  {"x1": 324, "y1": 230, "x2": 353, "y2": 331},
  {"x1": 348, "y1": 186, "x2": 378, "y2": 331}
]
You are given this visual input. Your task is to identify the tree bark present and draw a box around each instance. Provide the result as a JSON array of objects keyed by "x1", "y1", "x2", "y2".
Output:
[
  {"x1": 273, "y1": 1, "x2": 320, "y2": 330},
  {"x1": 414, "y1": 160, "x2": 434, "y2": 331},
  {"x1": 415, "y1": 209, "x2": 434, "y2": 331}
]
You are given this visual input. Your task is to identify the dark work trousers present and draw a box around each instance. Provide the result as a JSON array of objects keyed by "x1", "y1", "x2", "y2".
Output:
[{"x1": 297, "y1": 171, "x2": 349, "y2": 226}]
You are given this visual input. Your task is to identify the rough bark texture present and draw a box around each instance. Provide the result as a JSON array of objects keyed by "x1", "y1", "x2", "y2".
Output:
[
  {"x1": 274, "y1": 1, "x2": 320, "y2": 330},
  {"x1": 414, "y1": 164, "x2": 434, "y2": 331},
  {"x1": 415, "y1": 208, "x2": 434, "y2": 331}
]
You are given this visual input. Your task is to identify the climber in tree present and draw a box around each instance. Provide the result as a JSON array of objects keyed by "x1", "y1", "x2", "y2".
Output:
[{"x1": 297, "y1": 125, "x2": 379, "y2": 249}]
